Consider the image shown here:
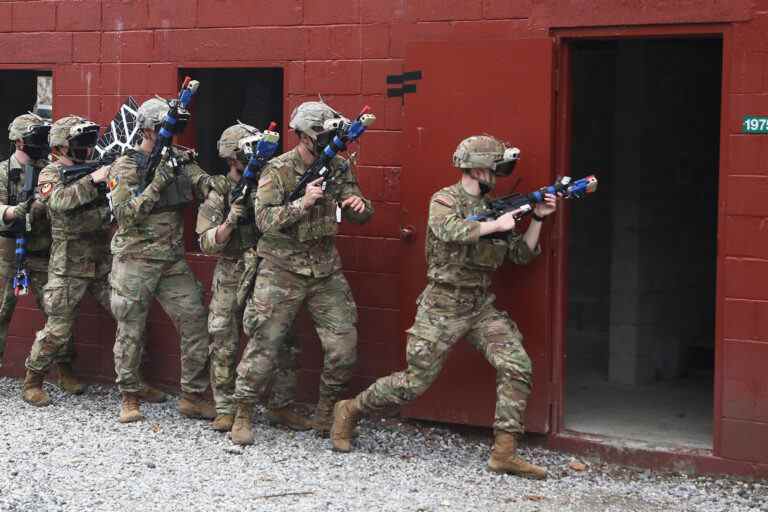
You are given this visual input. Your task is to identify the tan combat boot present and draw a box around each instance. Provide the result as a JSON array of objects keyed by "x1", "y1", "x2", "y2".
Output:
[
  {"x1": 57, "y1": 363, "x2": 85, "y2": 395},
  {"x1": 137, "y1": 384, "x2": 167, "y2": 403},
  {"x1": 22, "y1": 369, "x2": 51, "y2": 407},
  {"x1": 330, "y1": 398, "x2": 362, "y2": 453},
  {"x1": 487, "y1": 431, "x2": 547, "y2": 479},
  {"x1": 178, "y1": 392, "x2": 216, "y2": 419},
  {"x1": 230, "y1": 403, "x2": 255, "y2": 446},
  {"x1": 265, "y1": 405, "x2": 312, "y2": 431},
  {"x1": 310, "y1": 397, "x2": 335, "y2": 434},
  {"x1": 211, "y1": 414, "x2": 234, "y2": 432},
  {"x1": 119, "y1": 393, "x2": 144, "y2": 423}
]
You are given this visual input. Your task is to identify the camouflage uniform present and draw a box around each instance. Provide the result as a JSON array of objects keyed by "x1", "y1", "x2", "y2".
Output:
[
  {"x1": 233, "y1": 147, "x2": 373, "y2": 408},
  {"x1": 108, "y1": 146, "x2": 213, "y2": 395},
  {"x1": 25, "y1": 160, "x2": 112, "y2": 372},
  {"x1": 356, "y1": 182, "x2": 540, "y2": 434},
  {"x1": 196, "y1": 174, "x2": 301, "y2": 416},
  {"x1": 0, "y1": 154, "x2": 59, "y2": 367}
]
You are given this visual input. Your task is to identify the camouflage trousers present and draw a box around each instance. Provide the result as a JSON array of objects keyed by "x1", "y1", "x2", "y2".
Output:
[
  {"x1": 234, "y1": 259, "x2": 357, "y2": 405},
  {"x1": 111, "y1": 256, "x2": 209, "y2": 394},
  {"x1": 357, "y1": 282, "x2": 533, "y2": 434},
  {"x1": 0, "y1": 268, "x2": 73, "y2": 369},
  {"x1": 209, "y1": 255, "x2": 301, "y2": 415},
  {"x1": 26, "y1": 272, "x2": 111, "y2": 373}
]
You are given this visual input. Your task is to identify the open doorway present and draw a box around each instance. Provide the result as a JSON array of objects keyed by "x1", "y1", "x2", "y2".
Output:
[
  {"x1": 177, "y1": 67, "x2": 283, "y2": 253},
  {"x1": 0, "y1": 70, "x2": 52, "y2": 161},
  {"x1": 564, "y1": 38, "x2": 721, "y2": 449}
]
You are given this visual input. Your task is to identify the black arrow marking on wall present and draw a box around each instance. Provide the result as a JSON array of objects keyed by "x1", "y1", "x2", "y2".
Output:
[{"x1": 386, "y1": 70, "x2": 422, "y2": 103}]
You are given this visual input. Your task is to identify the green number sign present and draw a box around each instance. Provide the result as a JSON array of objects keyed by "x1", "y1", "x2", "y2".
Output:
[{"x1": 743, "y1": 116, "x2": 768, "y2": 134}]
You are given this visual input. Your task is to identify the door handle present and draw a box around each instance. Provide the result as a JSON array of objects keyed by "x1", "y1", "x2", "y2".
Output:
[{"x1": 400, "y1": 225, "x2": 415, "y2": 241}]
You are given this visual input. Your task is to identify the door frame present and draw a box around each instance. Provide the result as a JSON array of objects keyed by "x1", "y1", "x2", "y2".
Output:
[{"x1": 549, "y1": 24, "x2": 731, "y2": 456}]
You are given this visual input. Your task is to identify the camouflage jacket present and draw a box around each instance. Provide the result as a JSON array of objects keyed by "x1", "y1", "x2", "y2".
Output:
[
  {"x1": 108, "y1": 147, "x2": 212, "y2": 261},
  {"x1": 254, "y1": 147, "x2": 373, "y2": 278},
  {"x1": 0, "y1": 155, "x2": 51, "y2": 274},
  {"x1": 36, "y1": 161, "x2": 111, "y2": 278},
  {"x1": 195, "y1": 174, "x2": 259, "y2": 258},
  {"x1": 426, "y1": 182, "x2": 540, "y2": 289}
]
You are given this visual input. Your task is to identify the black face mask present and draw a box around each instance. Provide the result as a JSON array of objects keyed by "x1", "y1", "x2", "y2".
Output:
[
  {"x1": 67, "y1": 131, "x2": 98, "y2": 163},
  {"x1": 21, "y1": 125, "x2": 51, "y2": 161},
  {"x1": 314, "y1": 129, "x2": 335, "y2": 154}
]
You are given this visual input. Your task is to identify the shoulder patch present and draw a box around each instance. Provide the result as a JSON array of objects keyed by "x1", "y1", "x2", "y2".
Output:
[
  {"x1": 433, "y1": 194, "x2": 455, "y2": 208},
  {"x1": 40, "y1": 182, "x2": 53, "y2": 197}
]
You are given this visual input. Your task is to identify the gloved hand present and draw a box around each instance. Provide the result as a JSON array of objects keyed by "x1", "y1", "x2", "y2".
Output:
[
  {"x1": 150, "y1": 165, "x2": 174, "y2": 192},
  {"x1": 226, "y1": 201, "x2": 245, "y2": 225},
  {"x1": 11, "y1": 200, "x2": 30, "y2": 220}
]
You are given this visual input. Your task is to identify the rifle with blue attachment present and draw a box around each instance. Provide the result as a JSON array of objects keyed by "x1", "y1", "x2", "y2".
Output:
[
  {"x1": 140, "y1": 77, "x2": 200, "y2": 189},
  {"x1": 229, "y1": 121, "x2": 280, "y2": 211},
  {"x1": 287, "y1": 106, "x2": 376, "y2": 202},
  {"x1": 10, "y1": 165, "x2": 42, "y2": 296},
  {"x1": 467, "y1": 175, "x2": 598, "y2": 228}
]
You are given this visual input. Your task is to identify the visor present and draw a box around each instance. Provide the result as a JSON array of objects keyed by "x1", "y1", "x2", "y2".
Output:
[{"x1": 491, "y1": 147, "x2": 521, "y2": 177}]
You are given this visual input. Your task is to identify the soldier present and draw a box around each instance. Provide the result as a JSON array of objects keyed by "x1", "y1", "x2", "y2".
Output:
[
  {"x1": 196, "y1": 123, "x2": 310, "y2": 432},
  {"x1": 331, "y1": 136, "x2": 556, "y2": 480},
  {"x1": 0, "y1": 114, "x2": 62, "y2": 379},
  {"x1": 230, "y1": 101, "x2": 374, "y2": 445},
  {"x1": 108, "y1": 98, "x2": 216, "y2": 423},
  {"x1": 20, "y1": 116, "x2": 112, "y2": 406}
]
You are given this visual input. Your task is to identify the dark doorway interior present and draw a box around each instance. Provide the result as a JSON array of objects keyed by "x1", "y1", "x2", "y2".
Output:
[
  {"x1": 178, "y1": 67, "x2": 283, "y2": 175},
  {"x1": 177, "y1": 67, "x2": 283, "y2": 252},
  {"x1": 565, "y1": 39, "x2": 721, "y2": 448},
  {"x1": 0, "y1": 70, "x2": 52, "y2": 161}
]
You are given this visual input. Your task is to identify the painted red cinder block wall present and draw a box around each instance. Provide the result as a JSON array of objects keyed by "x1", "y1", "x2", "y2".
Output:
[{"x1": 1, "y1": 0, "x2": 767, "y2": 474}]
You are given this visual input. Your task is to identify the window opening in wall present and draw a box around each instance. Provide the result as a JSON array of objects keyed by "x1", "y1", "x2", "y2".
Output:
[
  {"x1": 0, "y1": 70, "x2": 52, "y2": 161},
  {"x1": 564, "y1": 38, "x2": 721, "y2": 449},
  {"x1": 177, "y1": 67, "x2": 284, "y2": 253}
]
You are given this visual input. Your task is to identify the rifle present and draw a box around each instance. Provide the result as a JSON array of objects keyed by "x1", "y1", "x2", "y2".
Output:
[
  {"x1": 229, "y1": 122, "x2": 280, "y2": 217},
  {"x1": 286, "y1": 106, "x2": 376, "y2": 203},
  {"x1": 467, "y1": 175, "x2": 598, "y2": 225},
  {"x1": 140, "y1": 77, "x2": 200, "y2": 190},
  {"x1": 59, "y1": 97, "x2": 142, "y2": 193},
  {"x1": 11, "y1": 165, "x2": 41, "y2": 296}
]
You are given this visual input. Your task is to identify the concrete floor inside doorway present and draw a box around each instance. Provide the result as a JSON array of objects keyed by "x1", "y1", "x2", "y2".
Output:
[{"x1": 565, "y1": 369, "x2": 713, "y2": 449}]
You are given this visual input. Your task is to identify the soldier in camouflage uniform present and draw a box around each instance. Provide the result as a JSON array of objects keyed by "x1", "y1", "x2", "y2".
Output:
[
  {"x1": 108, "y1": 98, "x2": 217, "y2": 423},
  {"x1": 21, "y1": 116, "x2": 113, "y2": 406},
  {"x1": 331, "y1": 135, "x2": 556, "y2": 479},
  {"x1": 196, "y1": 123, "x2": 310, "y2": 432},
  {"x1": 0, "y1": 114, "x2": 60, "y2": 376},
  {"x1": 230, "y1": 101, "x2": 374, "y2": 445}
]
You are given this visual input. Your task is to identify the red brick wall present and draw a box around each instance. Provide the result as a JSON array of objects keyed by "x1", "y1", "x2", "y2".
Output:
[{"x1": 1, "y1": 0, "x2": 768, "y2": 467}]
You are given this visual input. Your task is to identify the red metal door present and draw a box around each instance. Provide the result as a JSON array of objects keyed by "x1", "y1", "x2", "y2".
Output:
[{"x1": 399, "y1": 39, "x2": 555, "y2": 433}]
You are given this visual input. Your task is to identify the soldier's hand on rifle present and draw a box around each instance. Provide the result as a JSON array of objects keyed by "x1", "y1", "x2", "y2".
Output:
[
  {"x1": 494, "y1": 211, "x2": 517, "y2": 232},
  {"x1": 151, "y1": 165, "x2": 175, "y2": 190},
  {"x1": 340, "y1": 195, "x2": 365, "y2": 214},
  {"x1": 90, "y1": 165, "x2": 111, "y2": 184},
  {"x1": 302, "y1": 177, "x2": 324, "y2": 210},
  {"x1": 9, "y1": 201, "x2": 30, "y2": 221},
  {"x1": 533, "y1": 193, "x2": 557, "y2": 218},
  {"x1": 226, "y1": 200, "x2": 246, "y2": 225}
]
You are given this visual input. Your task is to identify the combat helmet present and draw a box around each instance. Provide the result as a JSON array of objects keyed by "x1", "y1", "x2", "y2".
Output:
[
  {"x1": 137, "y1": 97, "x2": 170, "y2": 130},
  {"x1": 289, "y1": 101, "x2": 342, "y2": 140},
  {"x1": 217, "y1": 123, "x2": 259, "y2": 163},
  {"x1": 452, "y1": 135, "x2": 520, "y2": 177},
  {"x1": 49, "y1": 115, "x2": 100, "y2": 163},
  {"x1": 8, "y1": 113, "x2": 51, "y2": 160}
]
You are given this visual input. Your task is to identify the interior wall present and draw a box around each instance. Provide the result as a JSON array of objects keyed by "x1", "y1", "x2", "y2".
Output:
[{"x1": 567, "y1": 39, "x2": 721, "y2": 385}]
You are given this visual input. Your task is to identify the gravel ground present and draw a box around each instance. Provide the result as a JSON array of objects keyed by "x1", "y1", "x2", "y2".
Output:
[{"x1": 1, "y1": 377, "x2": 766, "y2": 512}]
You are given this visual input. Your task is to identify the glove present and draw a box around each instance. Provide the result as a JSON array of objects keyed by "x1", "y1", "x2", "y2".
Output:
[
  {"x1": 150, "y1": 165, "x2": 174, "y2": 191},
  {"x1": 226, "y1": 201, "x2": 245, "y2": 225},
  {"x1": 12, "y1": 201, "x2": 30, "y2": 220}
]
